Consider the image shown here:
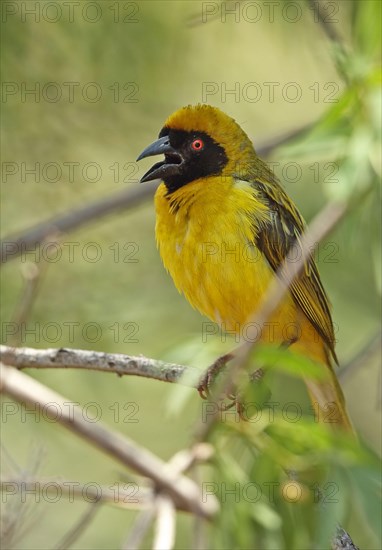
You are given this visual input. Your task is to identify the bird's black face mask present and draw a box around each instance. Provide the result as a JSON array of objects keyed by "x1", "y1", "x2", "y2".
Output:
[{"x1": 137, "y1": 128, "x2": 228, "y2": 194}]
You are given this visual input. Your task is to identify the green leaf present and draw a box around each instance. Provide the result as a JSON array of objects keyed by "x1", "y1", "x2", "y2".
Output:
[
  {"x1": 350, "y1": 465, "x2": 382, "y2": 542},
  {"x1": 252, "y1": 501, "x2": 282, "y2": 531},
  {"x1": 252, "y1": 345, "x2": 328, "y2": 381},
  {"x1": 353, "y1": 0, "x2": 382, "y2": 59}
]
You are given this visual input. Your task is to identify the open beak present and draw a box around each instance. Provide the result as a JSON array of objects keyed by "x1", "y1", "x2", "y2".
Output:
[{"x1": 137, "y1": 136, "x2": 183, "y2": 183}]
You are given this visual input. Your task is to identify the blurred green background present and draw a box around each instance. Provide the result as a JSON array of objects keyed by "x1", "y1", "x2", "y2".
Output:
[{"x1": 1, "y1": 1, "x2": 381, "y2": 548}]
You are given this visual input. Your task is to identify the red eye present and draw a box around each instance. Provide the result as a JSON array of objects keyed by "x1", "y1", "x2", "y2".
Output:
[{"x1": 191, "y1": 139, "x2": 204, "y2": 151}]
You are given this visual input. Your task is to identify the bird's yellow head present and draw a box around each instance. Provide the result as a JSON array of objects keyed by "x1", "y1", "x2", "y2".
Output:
[{"x1": 137, "y1": 104, "x2": 257, "y2": 193}]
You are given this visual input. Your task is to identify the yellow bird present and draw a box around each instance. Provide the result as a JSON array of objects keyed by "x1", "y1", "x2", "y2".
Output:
[{"x1": 137, "y1": 104, "x2": 352, "y2": 432}]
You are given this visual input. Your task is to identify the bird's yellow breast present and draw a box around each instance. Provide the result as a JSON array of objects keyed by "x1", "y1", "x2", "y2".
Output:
[{"x1": 155, "y1": 177, "x2": 297, "y2": 338}]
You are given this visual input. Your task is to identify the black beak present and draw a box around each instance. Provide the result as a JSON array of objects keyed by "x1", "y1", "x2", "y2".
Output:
[
  {"x1": 137, "y1": 136, "x2": 183, "y2": 183},
  {"x1": 137, "y1": 136, "x2": 175, "y2": 162}
]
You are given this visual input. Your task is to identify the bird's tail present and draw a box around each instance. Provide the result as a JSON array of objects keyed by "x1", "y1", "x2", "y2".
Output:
[
  {"x1": 303, "y1": 370, "x2": 353, "y2": 432},
  {"x1": 292, "y1": 335, "x2": 354, "y2": 433}
]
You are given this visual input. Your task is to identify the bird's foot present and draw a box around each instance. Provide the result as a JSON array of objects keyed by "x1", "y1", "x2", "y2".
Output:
[
  {"x1": 222, "y1": 368, "x2": 268, "y2": 420},
  {"x1": 197, "y1": 352, "x2": 235, "y2": 401},
  {"x1": 198, "y1": 355, "x2": 268, "y2": 419}
]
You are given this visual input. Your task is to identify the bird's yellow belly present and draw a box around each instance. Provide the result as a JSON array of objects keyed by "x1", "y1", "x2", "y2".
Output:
[{"x1": 155, "y1": 181, "x2": 298, "y2": 344}]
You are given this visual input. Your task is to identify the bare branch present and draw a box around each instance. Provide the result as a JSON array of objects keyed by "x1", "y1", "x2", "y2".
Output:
[
  {"x1": 167, "y1": 445, "x2": 214, "y2": 475},
  {"x1": 0, "y1": 183, "x2": 158, "y2": 264},
  {"x1": 192, "y1": 197, "x2": 361, "y2": 550},
  {"x1": 0, "y1": 363, "x2": 218, "y2": 520},
  {"x1": 252, "y1": 123, "x2": 315, "y2": 158},
  {"x1": 153, "y1": 496, "x2": 176, "y2": 550},
  {"x1": 121, "y1": 444, "x2": 213, "y2": 549},
  {"x1": 9, "y1": 261, "x2": 49, "y2": 346},
  {"x1": 0, "y1": 346, "x2": 200, "y2": 388},
  {"x1": 332, "y1": 525, "x2": 360, "y2": 550}
]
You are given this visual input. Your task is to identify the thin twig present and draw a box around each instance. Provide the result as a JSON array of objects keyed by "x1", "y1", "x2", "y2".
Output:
[
  {"x1": 307, "y1": 0, "x2": 344, "y2": 46},
  {"x1": 121, "y1": 444, "x2": 214, "y2": 549},
  {"x1": 191, "y1": 464, "x2": 208, "y2": 550},
  {"x1": 253, "y1": 122, "x2": 315, "y2": 158},
  {"x1": 0, "y1": 478, "x2": 40, "y2": 549},
  {"x1": 0, "y1": 478, "x2": 152, "y2": 510},
  {"x1": 167, "y1": 444, "x2": 214, "y2": 475},
  {"x1": 193, "y1": 198, "x2": 361, "y2": 550},
  {"x1": 338, "y1": 332, "x2": 381, "y2": 381},
  {"x1": 122, "y1": 507, "x2": 156, "y2": 550},
  {"x1": 0, "y1": 346, "x2": 199, "y2": 387},
  {"x1": 236, "y1": 202, "x2": 348, "y2": 358},
  {"x1": 196, "y1": 200, "x2": 349, "y2": 438},
  {"x1": 54, "y1": 502, "x2": 101, "y2": 550},
  {"x1": 9, "y1": 258, "x2": 50, "y2": 346},
  {"x1": 0, "y1": 363, "x2": 218, "y2": 520}
]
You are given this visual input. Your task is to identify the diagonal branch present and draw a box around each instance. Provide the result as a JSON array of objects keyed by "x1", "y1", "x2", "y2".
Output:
[
  {"x1": 338, "y1": 332, "x2": 382, "y2": 381},
  {"x1": 193, "y1": 197, "x2": 362, "y2": 549},
  {"x1": 0, "y1": 363, "x2": 218, "y2": 520},
  {"x1": 121, "y1": 445, "x2": 214, "y2": 550},
  {"x1": 196, "y1": 200, "x2": 350, "y2": 439},
  {"x1": 0, "y1": 183, "x2": 158, "y2": 264}
]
